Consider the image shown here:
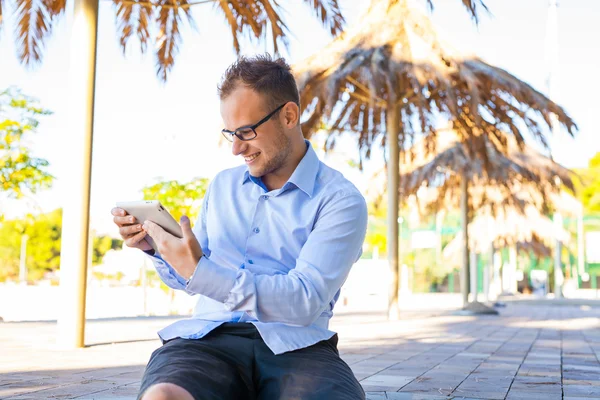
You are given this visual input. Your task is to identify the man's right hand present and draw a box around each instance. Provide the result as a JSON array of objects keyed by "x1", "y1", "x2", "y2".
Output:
[{"x1": 111, "y1": 207, "x2": 153, "y2": 252}]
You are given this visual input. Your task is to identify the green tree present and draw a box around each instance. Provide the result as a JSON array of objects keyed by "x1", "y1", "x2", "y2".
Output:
[
  {"x1": 0, "y1": 209, "x2": 121, "y2": 282},
  {"x1": 575, "y1": 152, "x2": 600, "y2": 213},
  {"x1": 141, "y1": 177, "x2": 209, "y2": 223},
  {"x1": 0, "y1": 87, "x2": 53, "y2": 202}
]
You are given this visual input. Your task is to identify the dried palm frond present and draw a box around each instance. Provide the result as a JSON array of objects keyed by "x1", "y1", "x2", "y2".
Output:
[
  {"x1": 425, "y1": 0, "x2": 489, "y2": 24},
  {"x1": 14, "y1": 0, "x2": 52, "y2": 64},
  {"x1": 12, "y1": 0, "x2": 66, "y2": 64},
  {"x1": 399, "y1": 132, "x2": 574, "y2": 216},
  {"x1": 8, "y1": 0, "x2": 345, "y2": 82},
  {"x1": 295, "y1": 0, "x2": 576, "y2": 166},
  {"x1": 443, "y1": 207, "x2": 562, "y2": 262},
  {"x1": 304, "y1": 0, "x2": 344, "y2": 36}
]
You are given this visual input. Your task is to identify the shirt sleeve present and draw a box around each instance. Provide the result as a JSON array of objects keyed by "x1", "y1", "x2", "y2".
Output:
[{"x1": 185, "y1": 191, "x2": 368, "y2": 326}]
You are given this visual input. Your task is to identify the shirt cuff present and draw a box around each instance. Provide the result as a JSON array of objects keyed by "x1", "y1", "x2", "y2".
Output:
[{"x1": 185, "y1": 255, "x2": 238, "y2": 302}]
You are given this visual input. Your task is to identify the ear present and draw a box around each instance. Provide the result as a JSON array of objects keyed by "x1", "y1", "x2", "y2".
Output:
[{"x1": 282, "y1": 102, "x2": 300, "y2": 129}]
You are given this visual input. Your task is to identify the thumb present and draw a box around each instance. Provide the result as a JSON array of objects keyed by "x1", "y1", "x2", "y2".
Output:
[{"x1": 180, "y1": 215, "x2": 194, "y2": 238}]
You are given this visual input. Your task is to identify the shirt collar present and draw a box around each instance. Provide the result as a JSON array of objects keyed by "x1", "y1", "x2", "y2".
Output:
[{"x1": 241, "y1": 140, "x2": 319, "y2": 198}]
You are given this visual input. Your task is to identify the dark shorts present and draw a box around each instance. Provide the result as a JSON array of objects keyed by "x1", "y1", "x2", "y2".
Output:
[{"x1": 137, "y1": 322, "x2": 365, "y2": 400}]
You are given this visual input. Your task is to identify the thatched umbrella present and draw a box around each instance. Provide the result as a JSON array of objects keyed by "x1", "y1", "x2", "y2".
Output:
[
  {"x1": 400, "y1": 131, "x2": 574, "y2": 308},
  {"x1": 294, "y1": 0, "x2": 576, "y2": 318}
]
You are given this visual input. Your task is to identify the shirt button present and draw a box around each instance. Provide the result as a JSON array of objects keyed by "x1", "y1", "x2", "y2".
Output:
[
  {"x1": 240, "y1": 263, "x2": 245, "y2": 269},
  {"x1": 248, "y1": 259, "x2": 254, "y2": 264},
  {"x1": 253, "y1": 227, "x2": 260, "y2": 234},
  {"x1": 262, "y1": 195, "x2": 268, "y2": 200}
]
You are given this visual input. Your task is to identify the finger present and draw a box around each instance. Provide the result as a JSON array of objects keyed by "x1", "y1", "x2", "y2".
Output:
[
  {"x1": 142, "y1": 220, "x2": 165, "y2": 241},
  {"x1": 119, "y1": 224, "x2": 144, "y2": 238},
  {"x1": 113, "y1": 214, "x2": 138, "y2": 227},
  {"x1": 125, "y1": 230, "x2": 147, "y2": 247},
  {"x1": 111, "y1": 207, "x2": 127, "y2": 217}
]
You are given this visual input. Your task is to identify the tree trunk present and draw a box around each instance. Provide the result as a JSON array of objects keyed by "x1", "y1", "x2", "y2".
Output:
[
  {"x1": 460, "y1": 177, "x2": 470, "y2": 308},
  {"x1": 387, "y1": 105, "x2": 400, "y2": 320}
]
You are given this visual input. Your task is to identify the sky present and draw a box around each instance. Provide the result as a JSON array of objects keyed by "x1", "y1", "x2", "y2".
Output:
[{"x1": 1, "y1": 0, "x2": 598, "y2": 235}]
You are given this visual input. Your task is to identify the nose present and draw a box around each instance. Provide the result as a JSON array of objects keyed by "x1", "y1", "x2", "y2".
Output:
[{"x1": 231, "y1": 135, "x2": 248, "y2": 156}]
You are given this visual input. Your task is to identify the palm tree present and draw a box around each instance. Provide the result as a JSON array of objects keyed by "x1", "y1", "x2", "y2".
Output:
[
  {"x1": 294, "y1": 0, "x2": 576, "y2": 318},
  {"x1": 399, "y1": 131, "x2": 575, "y2": 310}
]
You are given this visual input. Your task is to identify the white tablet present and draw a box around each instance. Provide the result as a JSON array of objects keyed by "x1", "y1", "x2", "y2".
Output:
[{"x1": 115, "y1": 200, "x2": 183, "y2": 240}]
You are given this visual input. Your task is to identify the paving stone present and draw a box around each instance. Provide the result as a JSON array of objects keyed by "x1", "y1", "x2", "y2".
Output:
[
  {"x1": 564, "y1": 384, "x2": 600, "y2": 397},
  {"x1": 506, "y1": 392, "x2": 562, "y2": 400},
  {"x1": 361, "y1": 374, "x2": 414, "y2": 387}
]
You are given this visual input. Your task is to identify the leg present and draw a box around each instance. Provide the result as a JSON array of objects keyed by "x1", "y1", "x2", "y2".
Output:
[
  {"x1": 140, "y1": 382, "x2": 194, "y2": 400},
  {"x1": 255, "y1": 334, "x2": 365, "y2": 400},
  {"x1": 137, "y1": 330, "x2": 256, "y2": 400}
]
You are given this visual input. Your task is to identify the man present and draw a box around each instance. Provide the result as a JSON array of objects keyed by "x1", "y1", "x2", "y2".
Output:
[{"x1": 111, "y1": 55, "x2": 368, "y2": 400}]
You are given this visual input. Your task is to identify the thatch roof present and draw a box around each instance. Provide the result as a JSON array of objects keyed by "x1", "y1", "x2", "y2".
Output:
[
  {"x1": 442, "y1": 205, "x2": 568, "y2": 261},
  {"x1": 294, "y1": 0, "x2": 576, "y2": 167},
  {"x1": 398, "y1": 130, "x2": 575, "y2": 215},
  {"x1": 4, "y1": 0, "x2": 346, "y2": 81}
]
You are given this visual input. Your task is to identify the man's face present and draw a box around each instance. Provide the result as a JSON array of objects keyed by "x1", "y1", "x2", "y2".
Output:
[{"x1": 220, "y1": 86, "x2": 292, "y2": 178}]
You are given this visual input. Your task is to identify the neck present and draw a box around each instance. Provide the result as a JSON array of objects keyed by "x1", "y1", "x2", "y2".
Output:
[{"x1": 262, "y1": 136, "x2": 307, "y2": 191}]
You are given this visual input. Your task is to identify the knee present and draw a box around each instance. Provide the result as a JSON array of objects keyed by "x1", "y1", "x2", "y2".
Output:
[{"x1": 140, "y1": 382, "x2": 194, "y2": 400}]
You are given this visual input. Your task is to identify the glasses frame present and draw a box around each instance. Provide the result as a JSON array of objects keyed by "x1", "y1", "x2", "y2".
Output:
[{"x1": 221, "y1": 102, "x2": 288, "y2": 142}]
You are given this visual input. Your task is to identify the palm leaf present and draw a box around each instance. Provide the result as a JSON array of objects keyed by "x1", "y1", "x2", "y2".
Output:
[
  {"x1": 114, "y1": 0, "x2": 136, "y2": 53},
  {"x1": 303, "y1": 0, "x2": 344, "y2": 36},
  {"x1": 426, "y1": 0, "x2": 489, "y2": 24},
  {"x1": 15, "y1": 0, "x2": 51, "y2": 64},
  {"x1": 155, "y1": 0, "x2": 193, "y2": 81}
]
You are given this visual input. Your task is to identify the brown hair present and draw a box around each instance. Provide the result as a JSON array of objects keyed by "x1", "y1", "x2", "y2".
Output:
[{"x1": 218, "y1": 54, "x2": 300, "y2": 112}]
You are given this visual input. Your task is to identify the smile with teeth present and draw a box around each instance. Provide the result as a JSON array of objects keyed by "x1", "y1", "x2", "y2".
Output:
[{"x1": 244, "y1": 153, "x2": 260, "y2": 162}]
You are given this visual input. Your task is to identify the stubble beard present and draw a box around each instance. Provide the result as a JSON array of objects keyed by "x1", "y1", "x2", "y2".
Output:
[{"x1": 256, "y1": 127, "x2": 292, "y2": 178}]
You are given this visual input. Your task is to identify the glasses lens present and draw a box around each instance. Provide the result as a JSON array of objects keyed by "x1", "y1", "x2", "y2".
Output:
[
  {"x1": 236, "y1": 128, "x2": 255, "y2": 141},
  {"x1": 221, "y1": 130, "x2": 234, "y2": 142}
]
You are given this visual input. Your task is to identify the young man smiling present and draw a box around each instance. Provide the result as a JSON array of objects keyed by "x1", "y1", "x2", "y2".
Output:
[{"x1": 112, "y1": 55, "x2": 368, "y2": 400}]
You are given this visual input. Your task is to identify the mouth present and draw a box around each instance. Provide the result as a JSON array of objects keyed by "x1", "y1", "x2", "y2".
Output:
[{"x1": 244, "y1": 152, "x2": 260, "y2": 165}]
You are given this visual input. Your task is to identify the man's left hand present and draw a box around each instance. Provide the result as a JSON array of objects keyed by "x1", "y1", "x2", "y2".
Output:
[{"x1": 142, "y1": 215, "x2": 203, "y2": 280}]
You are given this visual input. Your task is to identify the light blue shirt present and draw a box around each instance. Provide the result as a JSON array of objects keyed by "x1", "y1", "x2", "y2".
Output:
[{"x1": 147, "y1": 141, "x2": 368, "y2": 355}]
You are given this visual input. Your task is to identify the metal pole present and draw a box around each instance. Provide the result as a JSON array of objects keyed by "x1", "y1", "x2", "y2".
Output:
[
  {"x1": 508, "y1": 246, "x2": 518, "y2": 294},
  {"x1": 470, "y1": 250, "x2": 477, "y2": 303},
  {"x1": 387, "y1": 105, "x2": 400, "y2": 320},
  {"x1": 57, "y1": 0, "x2": 99, "y2": 348},
  {"x1": 460, "y1": 177, "x2": 470, "y2": 307},
  {"x1": 578, "y1": 204, "x2": 585, "y2": 277},
  {"x1": 554, "y1": 213, "x2": 563, "y2": 298},
  {"x1": 484, "y1": 244, "x2": 492, "y2": 302},
  {"x1": 19, "y1": 234, "x2": 28, "y2": 283}
]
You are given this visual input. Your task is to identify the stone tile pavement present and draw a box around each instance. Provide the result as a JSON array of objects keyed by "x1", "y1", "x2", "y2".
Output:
[{"x1": 2, "y1": 300, "x2": 600, "y2": 399}]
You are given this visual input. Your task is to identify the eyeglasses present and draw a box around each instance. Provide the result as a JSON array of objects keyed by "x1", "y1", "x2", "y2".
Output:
[{"x1": 221, "y1": 103, "x2": 287, "y2": 142}]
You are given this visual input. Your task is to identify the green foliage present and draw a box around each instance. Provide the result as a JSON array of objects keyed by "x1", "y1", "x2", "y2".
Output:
[
  {"x1": 0, "y1": 209, "x2": 122, "y2": 282},
  {"x1": 92, "y1": 235, "x2": 122, "y2": 265},
  {"x1": 141, "y1": 177, "x2": 209, "y2": 223},
  {"x1": 575, "y1": 152, "x2": 600, "y2": 213},
  {"x1": 0, "y1": 87, "x2": 54, "y2": 202}
]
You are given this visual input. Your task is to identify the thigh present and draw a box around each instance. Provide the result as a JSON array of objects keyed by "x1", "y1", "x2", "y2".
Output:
[
  {"x1": 138, "y1": 333, "x2": 256, "y2": 400},
  {"x1": 255, "y1": 335, "x2": 365, "y2": 400}
]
